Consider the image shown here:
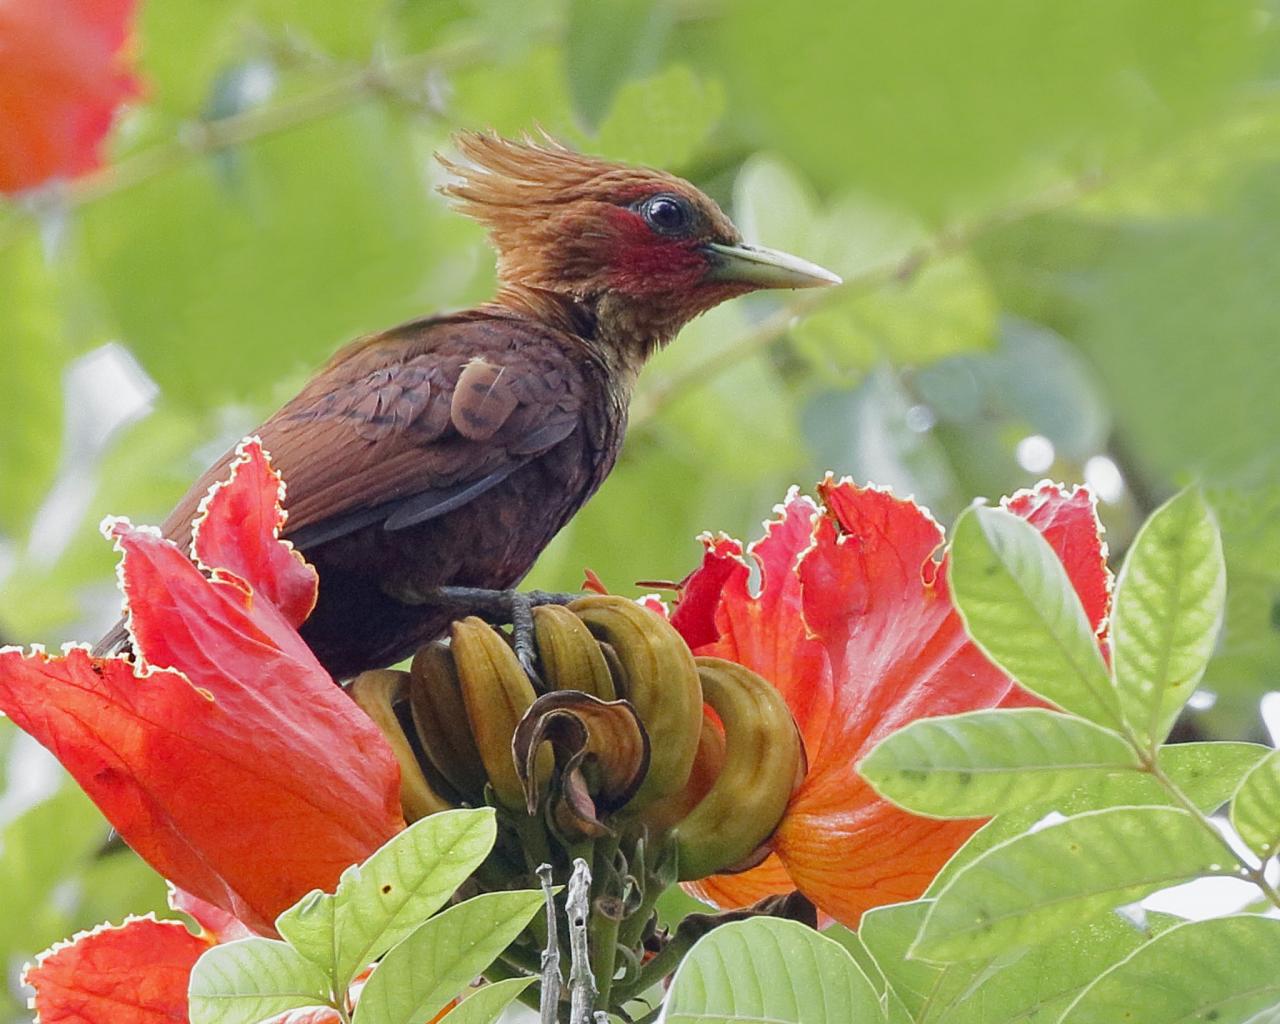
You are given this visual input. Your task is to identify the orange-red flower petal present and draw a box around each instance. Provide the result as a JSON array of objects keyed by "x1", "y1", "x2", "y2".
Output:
[
  {"x1": 25, "y1": 916, "x2": 209, "y2": 1024},
  {"x1": 190, "y1": 438, "x2": 318, "y2": 629},
  {"x1": 684, "y1": 851, "x2": 794, "y2": 909},
  {"x1": 1002, "y1": 483, "x2": 1111, "y2": 638},
  {"x1": 168, "y1": 885, "x2": 255, "y2": 943},
  {"x1": 0, "y1": 441, "x2": 404, "y2": 934},
  {"x1": 672, "y1": 479, "x2": 1110, "y2": 926},
  {"x1": 0, "y1": 0, "x2": 141, "y2": 193}
]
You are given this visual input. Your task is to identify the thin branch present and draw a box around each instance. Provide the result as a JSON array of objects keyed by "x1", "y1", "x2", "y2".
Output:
[
  {"x1": 92, "y1": 49, "x2": 462, "y2": 196},
  {"x1": 1, "y1": 0, "x2": 703, "y2": 228},
  {"x1": 629, "y1": 171, "x2": 1105, "y2": 429},
  {"x1": 566, "y1": 858, "x2": 606, "y2": 1023},
  {"x1": 1144, "y1": 757, "x2": 1280, "y2": 911},
  {"x1": 0, "y1": 32, "x2": 516, "y2": 250},
  {"x1": 538, "y1": 863, "x2": 562, "y2": 1024}
]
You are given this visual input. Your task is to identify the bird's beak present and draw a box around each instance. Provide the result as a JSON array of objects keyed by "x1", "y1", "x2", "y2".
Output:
[{"x1": 702, "y1": 242, "x2": 842, "y2": 290}]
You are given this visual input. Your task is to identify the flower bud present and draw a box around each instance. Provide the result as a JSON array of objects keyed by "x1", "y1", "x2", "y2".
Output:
[
  {"x1": 451, "y1": 616, "x2": 552, "y2": 811},
  {"x1": 408, "y1": 642, "x2": 488, "y2": 802},
  {"x1": 347, "y1": 670, "x2": 454, "y2": 822},
  {"x1": 671, "y1": 658, "x2": 806, "y2": 881},
  {"x1": 569, "y1": 596, "x2": 704, "y2": 813},
  {"x1": 639, "y1": 709, "x2": 726, "y2": 834},
  {"x1": 533, "y1": 604, "x2": 617, "y2": 700}
]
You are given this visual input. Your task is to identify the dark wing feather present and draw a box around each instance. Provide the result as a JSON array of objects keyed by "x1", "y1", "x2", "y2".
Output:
[
  {"x1": 290, "y1": 455, "x2": 539, "y2": 550},
  {"x1": 160, "y1": 313, "x2": 586, "y2": 554}
]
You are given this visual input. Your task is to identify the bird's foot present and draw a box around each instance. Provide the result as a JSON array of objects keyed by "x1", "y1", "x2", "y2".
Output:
[{"x1": 416, "y1": 586, "x2": 579, "y2": 681}]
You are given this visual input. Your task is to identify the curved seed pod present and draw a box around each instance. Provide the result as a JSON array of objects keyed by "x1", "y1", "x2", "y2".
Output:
[
  {"x1": 533, "y1": 604, "x2": 616, "y2": 700},
  {"x1": 673, "y1": 657, "x2": 805, "y2": 882},
  {"x1": 347, "y1": 669, "x2": 454, "y2": 821},
  {"x1": 639, "y1": 710, "x2": 726, "y2": 833},
  {"x1": 452, "y1": 616, "x2": 552, "y2": 811},
  {"x1": 408, "y1": 642, "x2": 488, "y2": 801},
  {"x1": 569, "y1": 595, "x2": 702, "y2": 811}
]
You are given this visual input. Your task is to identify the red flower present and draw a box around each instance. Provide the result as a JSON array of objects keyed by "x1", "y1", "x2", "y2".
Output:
[
  {"x1": 0, "y1": 439, "x2": 405, "y2": 937},
  {"x1": 671, "y1": 477, "x2": 1109, "y2": 927},
  {"x1": 24, "y1": 895, "x2": 348, "y2": 1024},
  {"x1": 0, "y1": 0, "x2": 141, "y2": 193},
  {"x1": 26, "y1": 915, "x2": 211, "y2": 1024}
]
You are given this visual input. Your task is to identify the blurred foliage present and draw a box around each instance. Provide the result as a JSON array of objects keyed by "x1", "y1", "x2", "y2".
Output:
[{"x1": 1, "y1": 0, "x2": 1279, "y2": 1017}]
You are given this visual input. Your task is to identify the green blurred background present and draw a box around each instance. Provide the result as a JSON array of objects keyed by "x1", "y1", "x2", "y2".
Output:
[{"x1": 2, "y1": 0, "x2": 1278, "y2": 1015}]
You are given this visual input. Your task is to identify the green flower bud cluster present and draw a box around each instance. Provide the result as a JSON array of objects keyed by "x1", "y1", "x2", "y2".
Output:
[{"x1": 347, "y1": 595, "x2": 806, "y2": 883}]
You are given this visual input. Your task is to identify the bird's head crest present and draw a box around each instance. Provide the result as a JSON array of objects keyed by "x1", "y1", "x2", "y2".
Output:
[{"x1": 438, "y1": 131, "x2": 840, "y2": 350}]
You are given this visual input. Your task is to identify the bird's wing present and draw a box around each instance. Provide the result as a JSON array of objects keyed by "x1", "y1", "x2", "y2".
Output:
[{"x1": 161, "y1": 314, "x2": 587, "y2": 553}]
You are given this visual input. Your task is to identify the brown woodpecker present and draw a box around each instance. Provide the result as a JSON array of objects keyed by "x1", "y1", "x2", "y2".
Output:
[{"x1": 99, "y1": 132, "x2": 839, "y2": 678}]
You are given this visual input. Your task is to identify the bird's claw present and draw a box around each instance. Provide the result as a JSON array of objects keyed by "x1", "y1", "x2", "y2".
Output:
[
  {"x1": 417, "y1": 586, "x2": 579, "y2": 686},
  {"x1": 508, "y1": 593, "x2": 540, "y2": 683}
]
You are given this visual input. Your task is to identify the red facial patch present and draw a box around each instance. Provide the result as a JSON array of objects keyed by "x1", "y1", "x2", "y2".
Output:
[{"x1": 592, "y1": 206, "x2": 709, "y2": 296}]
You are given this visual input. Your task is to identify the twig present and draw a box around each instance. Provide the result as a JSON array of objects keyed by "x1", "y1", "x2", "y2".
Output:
[
  {"x1": 0, "y1": 0, "x2": 707, "y2": 237},
  {"x1": 537, "y1": 863, "x2": 562, "y2": 1024},
  {"x1": 629, "y1": 171, "x2": 1105, "y2": 429},
  {"x1": 566, "y1": 858, "x2": 607, "y2": 1024},
  {"x1": 1144, "y1": 756, "x2": 1280, "y2": 911},
  {"x1": 0, "y1": 30, "x2": 537, "y2": 255}
]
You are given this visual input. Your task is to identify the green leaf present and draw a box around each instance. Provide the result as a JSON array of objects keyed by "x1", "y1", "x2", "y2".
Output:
[
  {"x1": 595, "y1": 65, "x2": 725, "y2": 169},
  {"x1": 792, "y1": 252, "x2": 995, "y2": 376},
  {"x1": 275, "y1": 809, "x2": 497, "y2": 982},
  {"x1": 439, "y1": 977, "x2": 536, "y2": 1024},
  {"x1": 821, "y1": 923, "x2": 914, "y2": 1024},
  {"x1": 1230, "y1": 748, "x2": 1280, "y2": 860},
  {"x1": 0, "y1": 235, "x2": 70, "y2": 536},
  {"x1": 663, "y1": 918, "x2": 881, "y2": 1023},
  {"x1": 565, "y1": 0, "x2": 673, "y2": 125},
  {"x1": 273, "y1": 889, "x2": 335, "y2": 975},
  {"x1": 1060, "y1": 915, "x2": 1280, "y2": 1024},
  {"x1": 941, "y1": 912, "x2": 1175, "y2": 1024},
  {"x1": 915, "y1": 806, "x2": 1234, "y2": 961},
  {"x1": 1112, "y1": 486, "x2": 1227, "y2": 747},
  {"x1": 949, "y1": 505, "x2": 1120, "y2": 728},
  {"x1": 135, "y1": 0, "x2": 247, "y2": 114},
  {"x1": 713, "y1": 0, "x2": 1257, "y2": 214},
  {"x1": 1202, "y1": 483, "x2": 1280, "y2": 740},
  {"x1": 1156, "y1": 741, "x2": 1271, "y2": 811},
  {"x1": 859, "y1": 708, "x2": 1138, "y2": 817},
  {"x1": 859, "y1": 900, "x2": 1175, "y2": 1024},
  {"x1": 79, "y1": 107, "x2": 467, "y2": 410},
  {"x1": 351, "y1": 889, "x2": 543, "y2": 1024},
  {"x1": 859, "y1": 900, "x2": 991, "y2": 1021},
  {"x1": 928, "y1": 741, "x2": 1269, "y2": 893},
  {"x1": 188, "y1": 938, "x2": 334, "y2": 1024},
  {"x1": 246, "y1": 0, "x2": 385, "y2": 58},
  {"x1": 326, "y1": 808, "x2": 496, "y2": 987},
  {"x1": 803, "y1": 369, "x2": 960, "y2": 512},
  {"x1": 0, "y1": 782, "x2": 114, "y2": 969}
]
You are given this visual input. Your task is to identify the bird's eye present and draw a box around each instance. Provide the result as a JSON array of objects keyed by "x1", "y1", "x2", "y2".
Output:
[{"x1": 639, "y1": 193, "x2": 694, "y2": 236}]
